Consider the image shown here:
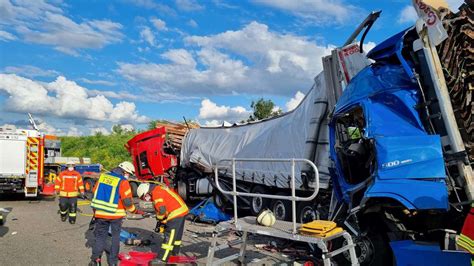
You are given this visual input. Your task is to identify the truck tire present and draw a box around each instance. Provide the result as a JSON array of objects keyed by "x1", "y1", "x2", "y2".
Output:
[
  {"x1": 130, "y1": 182, "x2": 138, "y2": 197},
  {"x1": 84, "y1": 178, "x2": 95, "y2": 194},
  {"x1": 249, "y1": 185, "x2": 270, "y2": 216},
  {"x1": 271, "y1": 193, "x2": 292, "y2": 221},
  {"x1": 297, "y1": 201, "x2": 318, "y2": 224}
]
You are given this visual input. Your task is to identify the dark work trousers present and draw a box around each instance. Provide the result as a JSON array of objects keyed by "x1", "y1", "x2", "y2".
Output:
[
  {"x1": 91, "y1": 218, "x2": 123, "y2": 265},
  {"x1": 59, "y1": 197, "x2": 77, "y2": 223},
  {"x1": 156, "y1": 216, "x2": 185, "y2": 262}
]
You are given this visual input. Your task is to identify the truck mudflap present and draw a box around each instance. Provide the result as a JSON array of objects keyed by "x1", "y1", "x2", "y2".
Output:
[{"x1": 390, "y1": 240, "x2": 470, "y2": 266}]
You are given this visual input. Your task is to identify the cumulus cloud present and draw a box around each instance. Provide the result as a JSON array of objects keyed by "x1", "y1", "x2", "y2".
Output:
[
  {"x1": 4, "y1": 65, "x2": 60, "y2": 78},
  {"x1": 90, "y1": 127, "x2": 110, "y2": 135},
  {"x1": 0, "y1": 0, "x2": 123, "y2": 54},
  {"x1": 118, "y1": 21, "x2": 333, "y2": 97},
  {"x1": 175, "y1": 0, "x2": 204, "y2": 11},
  {"x1": 252, "y1": 0, "x2": 362, "y2": 25},
  {"x1": 67, "y1": 127, "x2": 82, "y2": 136},
  {"x1": 285, "y1": 91, "x2": 305, "y2": 111},
  {"x1": 140, "y1": 26, "x2": 155, "y2": 46},
  {"x1": 198, "y1": 99, "x2": 250, "y2": 122},
  {"x1": 151, "y1": 18, "x2": 167, "y2": 31},
  {"x1": 398, "y1": 5, "x2": 418, "y2": 24},
  {"x1": 0, "y1": 74, "x2": 149, "y2": 124},
  {"x1": 36, "y1": 121, "x2": 63, "y2": 135}
]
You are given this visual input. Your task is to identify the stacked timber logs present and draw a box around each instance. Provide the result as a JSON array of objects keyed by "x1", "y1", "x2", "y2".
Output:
[
  {"x1": 155, "y1": 122, "x2": 199, "y2": 151},
  {"x1": 438, "y1": 1, "x2": 473, "y2": 161}
]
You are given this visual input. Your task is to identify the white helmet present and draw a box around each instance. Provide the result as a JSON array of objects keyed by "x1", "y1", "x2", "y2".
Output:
[
  {"x1": 137, "y1": 183, "x2": 150, "y2": 198},
  {"x1": 66, "y1": 161, "x2": 76, "y2": 166},
  {"x1": 119, "y1": 161, "x2": 135, "y2": 175},
  {"x1": 257, "y1": 209, "x2": 276, "y2": 227}
]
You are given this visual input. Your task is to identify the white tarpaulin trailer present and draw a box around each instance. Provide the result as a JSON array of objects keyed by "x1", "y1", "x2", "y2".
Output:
[
  {"x1": 180, "y1": 43, "x2": 371, "y2": 191},
  {"x1": 181, "y1": 73, "x2": 331, "y2": 190}
]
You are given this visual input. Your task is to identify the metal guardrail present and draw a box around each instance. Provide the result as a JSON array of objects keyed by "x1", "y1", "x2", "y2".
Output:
[{"x1": 214, "y1": 158, "x2": 319, "y2": 234}]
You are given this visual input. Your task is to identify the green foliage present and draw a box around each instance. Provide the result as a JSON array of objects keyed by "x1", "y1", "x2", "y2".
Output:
[
  {"x1": 60, "y1": 131, "x2": 136, "y2": 171},
  {"x1": 248, "y1": 98, "x2": 282, "y2": 122}
]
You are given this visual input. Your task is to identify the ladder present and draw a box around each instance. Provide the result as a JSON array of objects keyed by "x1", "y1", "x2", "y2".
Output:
[{"x1": 206, "y1": 158, "x2": 359, "y2": 266}]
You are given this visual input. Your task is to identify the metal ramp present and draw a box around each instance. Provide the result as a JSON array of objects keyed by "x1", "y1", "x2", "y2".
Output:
[{"x1": 206, "y1": 158, "x2": 359, "y2": 266}]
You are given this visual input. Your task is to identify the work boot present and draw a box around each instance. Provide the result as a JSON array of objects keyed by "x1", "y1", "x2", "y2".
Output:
[
  {"x1": 61, "y1": 216, "x2": 67, "y2": 222},
  {"x1": 69, "y1": 219, "x2": 75, "y2": 224},
  {"x1": 88, "y1": 258, "x2": 101, "y2": 266}
]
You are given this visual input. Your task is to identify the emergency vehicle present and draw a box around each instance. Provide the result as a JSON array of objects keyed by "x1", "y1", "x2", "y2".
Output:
[{"x1": 0, "y1": 125, "x2": 55, "y2": 197}]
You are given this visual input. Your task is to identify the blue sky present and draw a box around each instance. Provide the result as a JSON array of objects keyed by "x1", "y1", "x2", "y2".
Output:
[{"x1": 0, "y1": 0, "x2": 464, "y2": 135}]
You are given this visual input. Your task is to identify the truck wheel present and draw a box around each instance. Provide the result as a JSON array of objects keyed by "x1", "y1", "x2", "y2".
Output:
[
  {"x1": 271, "y1": 193, "x2": 292, "y2": 221},
  {"x1": 213, "y1": 192, "x2": 227, "y2": 209},
  {"x1": 249, "y1": 185, "x2": 270, "y2": 216},
  {"x1": 84, "y1": 179, "x2": 95, "y2": 193},
  {"x1": 130, "y1": 182, "x2": 138, "y2": 197},
  {"x1": 297, "y1": 201, "x2": 318, "y2": 224},
  {"x1": 340, "y1": 231, "x2": 392, "y2": 266}
]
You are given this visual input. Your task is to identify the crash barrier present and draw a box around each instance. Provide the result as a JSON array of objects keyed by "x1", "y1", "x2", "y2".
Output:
[{"x1": 207, "y1": 158, "x2": 359, "y2": 266}]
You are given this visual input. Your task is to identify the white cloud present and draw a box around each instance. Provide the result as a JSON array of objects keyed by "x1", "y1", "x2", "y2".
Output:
[
  {"x1": 151, "y1": 18, "x2": 167, "y2": 31},
  {"x1": 364, "y1": 41, "x2": 376, "y2": 53},
  {"x1": 0, "y1": 30, "x2": 16, "y2": 41},
  {"x1": 140, "y1": 26, "x2": 155, "y2": 46},
  {"x1": 78, "y1": 78, "x2": 116, "y2": 86},
  {"x1": 198, "y1": 99, "x2": 250, "y2": 122},
  {"x1": 175, "y1": 0, "x2": 204, "y2": 11},
  {"x1": 398, "y1": 5, "x2": 418, "y2": 24},
  {"x1": 119, "y1": 124, "x2": 135, "y2": 132},
  {"x1": 118, "y1": 21, "x2": 333, "y2": 97},
  {"x1": 67, "y1": 127, "x2": 82, "y2": 136},
  {"x1": 0, "y1": 74, "x2": 149, "y2": 124},
  {"x1": 0, "y1": 0, "x2": 123, "y2": 54},
  {"x1": 252, "y1": 0, "x2": 361, "y2": 25},
  {"x1": 36, "y1": 121, "x2": 63, "y2": 135},
  {"x1": 4, "y1": 65, "x2": 59, "y2": 78},
  {"x1": 91, "y1": 127, "x2": 110, "y2": 135},
  {"x1": 187, "y1": 19, "x2": 198, "y2": 28},
  {"x1": 285, "y1": 91, "x2": 305, "y2": 111}
]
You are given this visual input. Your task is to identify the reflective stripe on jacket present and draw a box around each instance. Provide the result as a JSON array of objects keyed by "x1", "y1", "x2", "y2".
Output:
[
  {"x1": 55, "y1": 170, "x2": 84, "y2": 198},
  {"x1": 152, "y1": 185, "x2": 189, "y2": 223},
  {"x1": 457, "y1": 204, "x2": 474, "y2": 255}
]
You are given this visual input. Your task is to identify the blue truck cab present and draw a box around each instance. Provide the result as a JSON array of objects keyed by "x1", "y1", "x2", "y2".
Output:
[{"x1": 327, "y1": 26, "x2": 470, "y2": 265}]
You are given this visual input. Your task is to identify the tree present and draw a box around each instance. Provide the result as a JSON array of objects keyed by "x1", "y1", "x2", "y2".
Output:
[
  {"x1": 111, "y1": 124, "x2": 124, "y2": 135},
  {"x1": 247, "y1": 98, "x2": 282, "y2": 122},
  {"x1": 147, "y1": 120, "x2": 158, "y2": 130}
]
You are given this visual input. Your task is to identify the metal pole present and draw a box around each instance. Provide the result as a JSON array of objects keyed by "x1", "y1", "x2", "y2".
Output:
[
  {"x1": 291, "y1": 159, "x2": 297, "y2": 234},
  {"x1": 232, "y1": 158, "x2": 238, "y2": 221}
]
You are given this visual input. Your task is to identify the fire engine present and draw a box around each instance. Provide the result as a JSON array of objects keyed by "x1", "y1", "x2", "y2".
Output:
[{"x1": 0, "y1": 125, "x2": 55, "y2": 197}]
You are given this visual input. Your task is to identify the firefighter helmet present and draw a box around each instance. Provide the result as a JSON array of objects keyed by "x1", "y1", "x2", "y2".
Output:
[
  {"x1": 137, "y1": 183, "x2": 150, "y2": 199},
  {"x1": 119, "y1": 161, "x2": 135, "y2": 175},
  {"x1": 257, "y1": 209, "x2": 276, "y2": 227}
]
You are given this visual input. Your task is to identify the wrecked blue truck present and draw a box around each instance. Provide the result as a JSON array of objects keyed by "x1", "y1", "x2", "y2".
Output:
[{"x1": 158, "y1": 3, "x2": 474, "y2": 266}]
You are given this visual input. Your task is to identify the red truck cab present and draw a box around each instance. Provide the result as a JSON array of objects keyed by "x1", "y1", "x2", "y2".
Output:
[{"x1": 125, "y1": 127, "x2": 178, "y2": 184}]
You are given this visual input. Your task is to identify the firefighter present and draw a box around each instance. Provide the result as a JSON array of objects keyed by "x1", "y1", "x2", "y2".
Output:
[
  {"x1": 457, "y1": 203, "x2": 474, "y2": 265},
  {"x1": 89, "y1": 161, "x2": 143, "y2": 266},
  {"x1": 137, "y1": 182, "x2": 189, "y2": 263},
  {"x1": 55, "y1": 161, "x2": 84, "y2": 224}
]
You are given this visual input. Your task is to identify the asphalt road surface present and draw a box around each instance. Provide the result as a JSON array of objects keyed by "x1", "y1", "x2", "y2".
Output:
[{"x1": 0, "y1": 195, "x2": 292, "y2": 265}]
